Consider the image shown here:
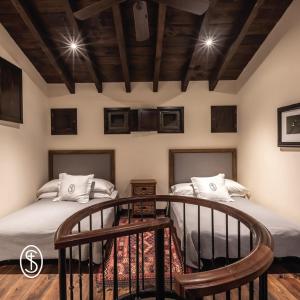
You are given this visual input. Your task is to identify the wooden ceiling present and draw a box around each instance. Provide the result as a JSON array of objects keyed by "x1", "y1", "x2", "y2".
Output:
[{"x1": 0, "y1": 0, "x2": 293, "y2": 93}]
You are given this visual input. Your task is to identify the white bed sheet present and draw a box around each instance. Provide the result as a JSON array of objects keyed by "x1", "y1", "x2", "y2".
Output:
[
  {"x1": 170, "y1": 196, "x2": 300, "y2": 267},
  {"x1": 0, "y1": 192, "x2": 118, "y2": 263}
]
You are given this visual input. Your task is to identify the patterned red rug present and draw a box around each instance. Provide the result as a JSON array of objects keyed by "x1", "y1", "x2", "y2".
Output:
[{"x1": 96, "y1": 217, "x2": 184, "y2": 291}]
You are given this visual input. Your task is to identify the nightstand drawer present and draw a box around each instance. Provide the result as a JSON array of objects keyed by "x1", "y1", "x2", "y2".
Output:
[{"x1": 133, "y1": 185, "x2": 155, "y2": 196}]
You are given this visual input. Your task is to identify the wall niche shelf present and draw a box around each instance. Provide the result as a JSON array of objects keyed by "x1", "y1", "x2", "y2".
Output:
[
  {"x1": 104, "y1": 107, "x2": 184, "y2": 134},
  {"x1": 211, "y1": 106, "x2": 237, "y2": 133},
  {"x1": 51, "y1": 108, "x2": 77, "y2": 135}
]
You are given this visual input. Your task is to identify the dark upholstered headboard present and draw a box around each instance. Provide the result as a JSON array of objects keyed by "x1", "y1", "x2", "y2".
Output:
[
  {"x1": 48, "y1": 150, "x2": 115, "y2": 184},
  {"x1": 169, "y1": 149, "x2": 237, "y2": 188}
]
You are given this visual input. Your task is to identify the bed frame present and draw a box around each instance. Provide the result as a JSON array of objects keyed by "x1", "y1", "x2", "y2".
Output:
[
  {"x1": 169, "y1": 148, "x2": 237, "y2": 189},
  {"x1": 0, "y1": 150, "x2": 116, "y2": 267},
  {"x1": 48, "y1": 150, "x2": 115, "y2": 184},
  {"x1": 168, "y1": 148, "x2": 300, "y2": 274}
]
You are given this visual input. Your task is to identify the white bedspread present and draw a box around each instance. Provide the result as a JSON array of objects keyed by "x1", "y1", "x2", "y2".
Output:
[
  {"x1": 0, "y1": 193, "x2": 118, "y2": 263},
  {"x1": 170, "y1": 196, "x2": 300, "y2": 267}
]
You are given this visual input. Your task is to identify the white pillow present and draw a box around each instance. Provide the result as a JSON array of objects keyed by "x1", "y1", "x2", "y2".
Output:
[
  {"x1": 37, "y1": 179, "x2": 59, "y2": 196},
  {"x1": 191, "y1": 175, "x2": 233, "y2": 202},
  {"x1": 91, "y1": 178, "x2": 114, "y2": 195},
  {"x1": 225, "y1": 179, "x2": 250, "y2": 198},
  {"x1": 92, "y1": 191, "x2": 118, "y2": 200},
  {"x1": 171, "y1": 183, "x2": 196, "y2": 197},
  {"x1": 54, "y1": 173, "x2": 94, "y2": 203},
  {"x1": 37, "y1": 192, "x2": 58, "y2": 200}
]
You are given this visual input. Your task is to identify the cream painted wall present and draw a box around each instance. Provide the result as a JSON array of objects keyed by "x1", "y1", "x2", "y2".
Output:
[
  {"x1": 0, "y1": 25, "x2": 48, "y2": 217},
  {"x1": 48, "y1": 82, "x2": 238, "y2": 197},
  {"x1": 237, "y1": 0, "x2": 300, "y2": 224}
]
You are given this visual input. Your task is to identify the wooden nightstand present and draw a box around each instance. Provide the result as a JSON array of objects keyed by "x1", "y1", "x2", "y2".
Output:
[{"x1": 131, "y1": 179, "x2": 156, "y2": 216}]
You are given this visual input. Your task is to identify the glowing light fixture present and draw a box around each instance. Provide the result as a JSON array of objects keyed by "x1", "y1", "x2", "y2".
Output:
[
  {"x1": 70, "y1": 42, "x2": 78, "y2": 51},
  {"x1": 205, "y1": 37, "x2": 214, "y2": 47}
]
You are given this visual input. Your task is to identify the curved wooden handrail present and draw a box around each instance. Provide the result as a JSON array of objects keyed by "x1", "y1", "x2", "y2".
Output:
[
  {"x1": 55, "y1": 217, "x2": 170, "y2": 249},
  {"x1": 174, "y1": 224, "x2": 273, "y2": 298},
  {"x1": 54, "y1": 195, "x2": 273, "y2": 298}
]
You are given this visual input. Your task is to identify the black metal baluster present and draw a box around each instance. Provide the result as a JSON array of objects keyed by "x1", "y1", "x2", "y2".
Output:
[
  {"x1": 249, "y1": 230, "x2": 254, "y2": 300},
  {"x1": 141, "y1": 201, "x2": 145, "y2": 290},
  {"x1": 141, "y1": 231, "x2": 145, "y2": 290},
  {"x1": 78, "y1": 223, "x2": 83, "y2": 300},
  {"x1": 136, "y1": 233, "x2": 140, "y2": 297},
  {"x1": 89, "y1": 215, "x2": 93, "y2": 300},
  {"x1": 183, "y1": 203, "x2": 187, "y2": 273},
  {"x1": 238, "y1": 221, "x2": 241, "y2": 300},
  {"x1": 101, "y1": 210, "x2": 105, "y2": 300},
  {"x1": 226, "y1": 214, "x2": 230, "y2": 300},
  {"x1": 127, "y1": 204, "x2": 132, "y2": 295},
  {"x1": 69, "y1": 247, "x2": 74, "y2": 300},
  {"x1": 156, "y1": 228, "x2": 165, "y2": 300},
  {"x1": 226, "y1": 214, "x2": 229, "y2": 265},
  {"x1": 211, "y1": 209, "x2": 215, "y2": 300},
  {"x1": 197, "y1": 205, "x2": 201, "y2": 271},
  {"x1": 211, "y1": 209, "x2": 215, "y2": 268},
  {"x1": 113, "y1": 206, "x2": 118, "y2": 300},
  {"x1": 259, "y1": 273, "x2": 268, "y2": 300},
  {"x1": 59, "y1": 248, "x2": 67, "y2": 300},
  {"x1": 167, "y1": 200, "x2": 171, "y2": 217},
  {"x1": 169, "y1": 225, "x2": 172, "y2": 291}
]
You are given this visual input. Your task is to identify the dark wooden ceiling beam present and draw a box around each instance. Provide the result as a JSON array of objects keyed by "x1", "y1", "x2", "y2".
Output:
[
  {"x1": 10, "y1": 0, "x2": 75, "y2": 94},
  {"x1": 153, "y1": 3, "x2": 166, "y2": 92},
  {"x1": 112, "y1": 3, "x2": 131, "y2": 93},
  {"x1": 209, "y1": 0, "x2": 265, "y2": 91},
  {"x1": 64, "y1": 0, "x2": 102, "y2": 93},
  {"x1": 181, "y1": 1, "x2": 217, "y2": 92}
]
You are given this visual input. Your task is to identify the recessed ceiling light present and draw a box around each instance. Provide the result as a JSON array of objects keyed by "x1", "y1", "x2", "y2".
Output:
[
  {"x1": 205, "y1": 38, "x2": 214, "y2": 47},
  {"x1": 70, "y1": 42, "x2": 78, "y2": 51}
]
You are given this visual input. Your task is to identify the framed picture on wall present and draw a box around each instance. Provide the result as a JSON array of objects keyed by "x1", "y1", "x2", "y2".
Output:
[{"x1": 278, "y1": 103, "x2": 300, "y2": 147}]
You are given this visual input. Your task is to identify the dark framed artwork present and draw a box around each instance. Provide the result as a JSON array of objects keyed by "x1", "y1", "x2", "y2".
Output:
[
  {"x1": 51, "y1": 108, "x2": 77, "y2": 135},
  {"x1": 157, "y1": 107, "x2": 184, "y2": 133},
  {"x1": 278, "y1": 103, "x2": 300, "y2": 147},
  {"x1": 211, "y1": 106, "x2": 237, "y2": 133},
  {"x1": 104, "y1": 107, "x2": 131, "y2": 134},
  {"x1": 0, "y1": 57, "x2": 23, "y2": 123}
]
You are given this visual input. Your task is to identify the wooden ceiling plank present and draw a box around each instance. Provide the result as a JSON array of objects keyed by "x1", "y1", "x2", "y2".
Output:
[
  {"x1": 112, "y1": 2, "x2": 131, "y2": 93},
  {"x1": 64, "y1": 0, "x2": 102, "y2": 93},
  {"x1": 209, "y1": 0, "x2": 265, "y2": 91},
  {"x1": 181, "y1": 1, "x2": 217, "y2": 92},
  {"x1": 153, "y1": 3, "x2": 166, "y2": 92},
  {"x1": 10, "y1": 0, "x2": 75, "y2": 94}
]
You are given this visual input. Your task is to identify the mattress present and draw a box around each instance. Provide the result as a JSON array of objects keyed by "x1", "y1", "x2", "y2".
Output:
[
  {"x1": 0, "y1": 191, "x2": 118, "y2": 263},
  {"x1": 170, "y1": 196, "x2": 300, "y2": 267}
]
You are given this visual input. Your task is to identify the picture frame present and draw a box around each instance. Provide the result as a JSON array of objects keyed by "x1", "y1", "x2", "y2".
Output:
[
  {"x1": 0, "y1": 57, "x2": 23, "y2": 124},
  {"x1": 157, "y1": 107, "x2": 184, "y2": 133},
  {"x1": 104, "y1": 107, "x2": 131, "y2": 134},
  {"x1": 278, "y1": 103, "x2": 300, "y2": 147}
]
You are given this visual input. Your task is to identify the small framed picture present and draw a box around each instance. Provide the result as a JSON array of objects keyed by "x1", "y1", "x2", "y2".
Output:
[{"x1": 278, "y1": 103, "x2": 300, "y2": 147}]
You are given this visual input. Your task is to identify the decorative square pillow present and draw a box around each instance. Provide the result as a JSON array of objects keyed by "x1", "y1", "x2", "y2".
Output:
[
  {"x1": 191, "y1": 174, "x2": 233, "y2": 202},
  {"x1": 171, "y1": 183, "x2": 196, "y2": 197},
  {"x1": 225, "y1": 179, "x2": 250, "y2": 198},
  {"x1": 54, "y1": 173, "x2": 94, "y2": 203}
]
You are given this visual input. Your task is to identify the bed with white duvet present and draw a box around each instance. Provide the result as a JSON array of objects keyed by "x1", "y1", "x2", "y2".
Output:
[
  {"x1": 0, "y1": 179, "x2": 118, "y2": 264},
  {"x1": 170, "y1": 196, "x2": 300, "y2": 268}
]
